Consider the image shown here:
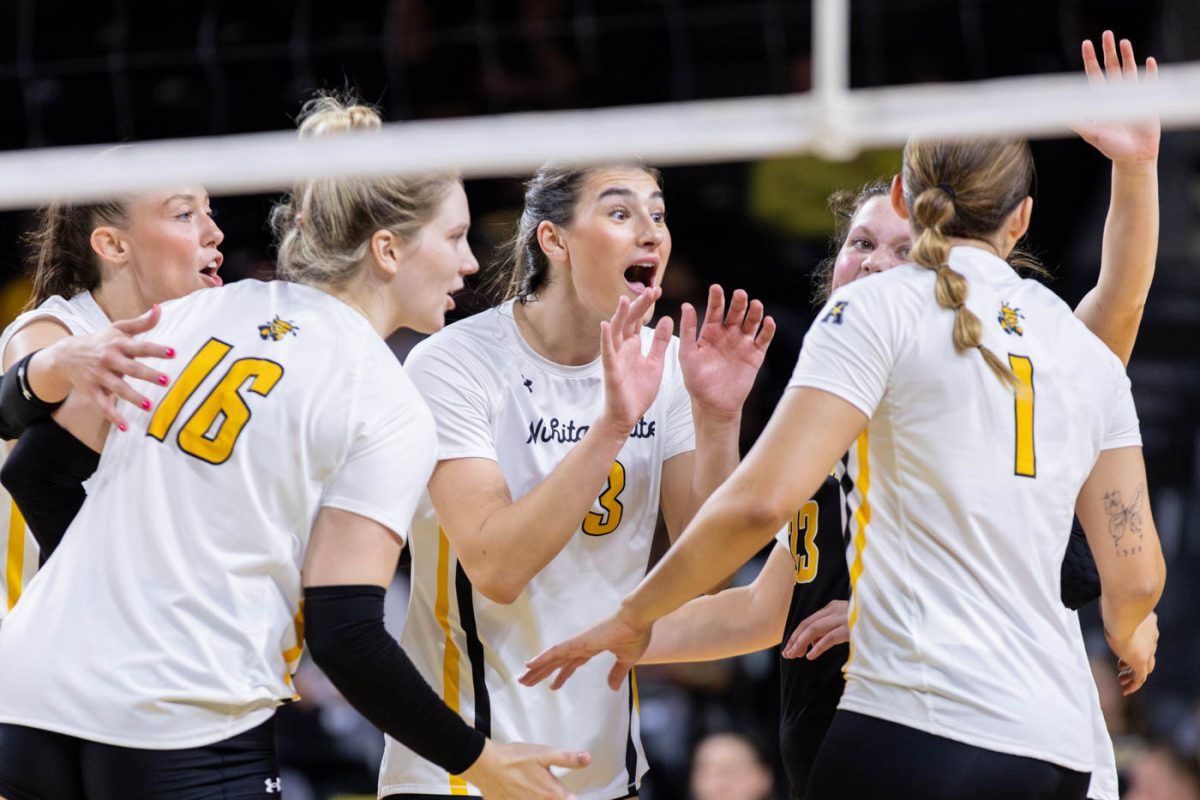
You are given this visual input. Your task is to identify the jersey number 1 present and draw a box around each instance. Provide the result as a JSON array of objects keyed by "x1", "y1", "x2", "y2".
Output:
[
  {"x1": 1009, "y1": 354, "x2": 1035, "y2": 478},
  {"x1": 147, "y1": 338, "x2": 285, "y2": 464}
]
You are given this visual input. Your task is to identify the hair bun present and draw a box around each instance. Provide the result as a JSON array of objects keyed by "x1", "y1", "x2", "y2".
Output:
[{"x1": 297, "y1": 93, "x2": 382, "y2": 139}]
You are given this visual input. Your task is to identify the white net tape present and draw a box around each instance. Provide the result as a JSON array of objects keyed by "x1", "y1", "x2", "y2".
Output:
[{"x1": 0, "y1": 61, "x2": 1195, "y2": 210}]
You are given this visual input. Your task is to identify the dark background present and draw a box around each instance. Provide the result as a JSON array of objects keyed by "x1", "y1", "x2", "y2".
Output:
[{"x1": 1, "y1": 1, "x2": 1197, "y2": 798}]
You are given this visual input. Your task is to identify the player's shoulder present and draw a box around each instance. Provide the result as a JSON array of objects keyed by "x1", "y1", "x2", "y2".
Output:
[
  {"x1": 820, "y1": 263, "x2": 933, "y2": 328},
  {"x1": 407, "y1": 306, "x2": 508, "y2": 373}
]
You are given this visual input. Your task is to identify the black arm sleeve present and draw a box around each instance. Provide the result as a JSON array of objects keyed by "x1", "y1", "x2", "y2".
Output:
[
  {"x1": 0, "y1": 419, "x2": 99, "y2": 563},
  {"x1": 1061, "y1": 522, "x2": 1102, "y2": 610},
  {"x1": 303, "y1": 584, "x2": 487, "y2": 775},
  {"x1": 0, "y1": 352, "x2": 64, "y2": 441}
]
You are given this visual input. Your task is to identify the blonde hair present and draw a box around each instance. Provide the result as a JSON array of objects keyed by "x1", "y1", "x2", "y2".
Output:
[
  {"x1": 901, "y1": 137, "x2": 1036, "y2": 389},
  {"x1": 270, "y1": 92, "x2": 459, "y2": 286}
]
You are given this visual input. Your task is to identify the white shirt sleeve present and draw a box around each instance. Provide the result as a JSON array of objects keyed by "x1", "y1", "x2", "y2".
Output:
[
  {"x1": 405, "y1": 336, "x2": 498, "y2": 463},
  {"x1": 1100, "y1": 369, "x2": 1142, "y2": 452},
  {"x1": 788, "y1": 286, "x2": 899, "y2": 419},
  {"x1": 321, "y1": 365, "x2": 437, "y2": 543},
  {"x1": 661, "y1": 347, "x2": 696, "y2": 461}
]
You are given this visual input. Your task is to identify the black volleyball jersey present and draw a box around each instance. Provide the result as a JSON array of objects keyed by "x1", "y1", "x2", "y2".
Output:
[{"x1": 776, "y1": 473, "x2": 849, "y2": 798}]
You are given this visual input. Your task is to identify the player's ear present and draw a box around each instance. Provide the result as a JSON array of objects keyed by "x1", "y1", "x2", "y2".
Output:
[
  {"x1": 536, "y1": 220, "x2": 569, "y2": 267},
  {"x1": 890, "y1": 175, "x2": 910, "y2": 220},
  {"x1": 91, "y1": 226, "x2": 129, "y2": 265},
  {"x1": 369, "y1": 229, "x2": 402, "y2": 278}
]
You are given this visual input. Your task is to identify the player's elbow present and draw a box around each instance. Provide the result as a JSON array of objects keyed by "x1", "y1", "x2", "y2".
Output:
[
  {"x1": 1106, "y1": 558, "x2": 1166, "y2": 610},
  {"x1": 463, "y1": 561, "x2": 526, "y2": 606}
]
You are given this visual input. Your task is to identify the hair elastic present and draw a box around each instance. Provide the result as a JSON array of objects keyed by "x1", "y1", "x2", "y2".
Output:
[{"x1": 937, "y1": 183, "x2": 957, "y2": 202}]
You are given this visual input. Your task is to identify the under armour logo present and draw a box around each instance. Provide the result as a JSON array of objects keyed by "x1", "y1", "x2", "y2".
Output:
[
  {"x1": 522, "y1": 374, "x2": 533, "y2": 393},
  {"x1": 265, "y1": 777, "x2": 282, "y2": 794}
]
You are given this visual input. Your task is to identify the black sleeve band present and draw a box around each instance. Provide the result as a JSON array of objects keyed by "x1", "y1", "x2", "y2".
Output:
[
  {"x1": 1060, "y1": 522, "x2": 1101, "y2": 610},
  {"x1": 0, "y1": 419, "x2": 99, "y2": 563},
  {"x1": 303, "y1": 584, "x2": 487, "y2": 776},
  {"x1": 0, "y1": 351, "x2": 64, "y2": 441}
]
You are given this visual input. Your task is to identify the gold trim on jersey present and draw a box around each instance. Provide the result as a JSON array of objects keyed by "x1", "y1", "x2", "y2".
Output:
[
  {"x1": 845, "y1": 432, "x2": 870, "y2": 667},
  {"x1": 436, "y1": 528, "x2": 470, "y2": 796},
  {"x1": 5, "y1": 502, "x2": 26, "y2": 611},
  {"x1": 282, "y1": 602, "x2": 305, "y2": 699}
]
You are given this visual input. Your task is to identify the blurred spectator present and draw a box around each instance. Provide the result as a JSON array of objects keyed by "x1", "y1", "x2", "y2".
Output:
[
  {"x1": 1124, "y1": 742, "x2": 1200, "y2": 800},
  {"x1": 689, "y1": 732, "x2": 777, "y2": 800}
]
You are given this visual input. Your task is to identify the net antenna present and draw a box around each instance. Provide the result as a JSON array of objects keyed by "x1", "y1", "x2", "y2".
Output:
[{"x1": 0, "y1": 0, "x2": 1197, "y2": 210}]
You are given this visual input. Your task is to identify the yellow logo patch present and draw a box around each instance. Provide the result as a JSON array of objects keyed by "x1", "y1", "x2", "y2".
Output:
[
  {"x1": 997, "y1": 302, "x2": 1024, "y2": 336},
  {"x1": 258, "y1": 316, "x2": 300, "y2": 341}
]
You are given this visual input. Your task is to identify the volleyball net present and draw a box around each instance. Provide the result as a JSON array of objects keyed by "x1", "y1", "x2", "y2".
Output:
[{"x1": 0, "y1": 0, "x2": 1195, "y2": 210}]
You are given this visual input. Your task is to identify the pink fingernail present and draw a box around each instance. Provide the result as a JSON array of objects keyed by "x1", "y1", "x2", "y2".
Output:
[
  {"x1": 165, "y1": 347, "x2": 176, "y2": 358},
  {"x1": 140, "y1": 399, "x2": 152, "y2": 410},
  {"x1": 118, "y1": 422, "x2": 128, "y2": 432},
  {"x1": 157, "y1": 375, "x2": 169, "y2": 386}
]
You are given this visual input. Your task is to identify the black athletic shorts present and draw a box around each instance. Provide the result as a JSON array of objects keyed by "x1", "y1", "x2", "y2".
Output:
[
  {"x1": 0, "y1": 717, "x2": 280, "y2": 800},
  {"x1": 807, "y1": 711, "x2": 1091, "y2": 800}
]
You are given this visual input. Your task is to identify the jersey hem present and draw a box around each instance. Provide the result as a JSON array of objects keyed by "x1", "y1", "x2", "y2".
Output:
[
  {"x1": 787, "y1": 375, "x2": 876, "y2": 419},
  {"x1": 1098, "y1": 437, "x2": 1142, "y2": 452},
  {"x1": 320, "y1": 496, "x2": 408, "y2": 545},
  {"x1": 837, "y1": 698, "x2": 1094, "y2": 773},
  {"x1": 0, "y1": 705, "x2": 275, "y2": 750}
]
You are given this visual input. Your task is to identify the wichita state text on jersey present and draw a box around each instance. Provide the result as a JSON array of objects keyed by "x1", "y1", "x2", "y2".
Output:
[{"x1": 383, "y1": 300, "x2": 694, "y2": 800}]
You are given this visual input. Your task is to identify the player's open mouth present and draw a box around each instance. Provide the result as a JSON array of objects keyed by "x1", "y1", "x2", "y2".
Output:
[
  {"x1": 623, "y1": 262, "x2": 656, "y2": 293},
  {"x1": 200, "y1": 257, "x2": 223, "y2": 287}
]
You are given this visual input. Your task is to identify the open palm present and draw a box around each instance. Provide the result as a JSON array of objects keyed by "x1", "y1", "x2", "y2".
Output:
[
  {"x1": 601, "y1": 288, "x2": 674, "y2": 433},
  {"x1": 679, "y1": 285, "x2": 776, "y2": 420},
  {"x1": 1073, "y1": 31, "x2": 1160, "y2": 164},
  {"x1": 519, "y1": 612, "x2": 650, "y2": 692}
]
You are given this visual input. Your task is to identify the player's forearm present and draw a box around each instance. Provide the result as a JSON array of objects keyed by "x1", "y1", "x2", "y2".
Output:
[
  {"x1": 1100, "y1": 559, "x2": 1163, "y2": 647},
  {"x1": 641, "y1": 581, "x2": 782, "y2": 664},
  {"x1": 1077, "y1": 159, "x2": 1159, "y2": 365},
  {"x1": 675, "y1": 410, "x2": 742, "y2": 534},
  {"x1": 470, "y1": 417, "x2": 631, "y2": 603},
  {"x1": 622, "y1": 476, "x2": 789, "y2": 631}
]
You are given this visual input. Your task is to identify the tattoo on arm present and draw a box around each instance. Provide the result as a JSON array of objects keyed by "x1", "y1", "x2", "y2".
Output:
[{"x1": 1102, "y1": 484, "x2": 1145, "y2": 558}]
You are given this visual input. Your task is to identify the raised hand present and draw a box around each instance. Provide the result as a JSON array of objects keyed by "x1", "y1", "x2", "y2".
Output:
[
  {"x1": 782, "y1": 599, "x2": 849, "y2": 660},
  {"x1": 461, "y1": 739, "x2": 591, "y2": 800},
  {"x1": 1074, "y1": 31, "x2": 1160, "y2": 165},
  {"x1": 40, "y1": 304, "x2": 173, "y2": 430},
  {"x1": 520, "y1": 612, "x2": 651, "y2": 693},
  {"x1": 600, "y1": 287, "x2": 674, "y2": 433},
  {"x1": 679, "y1": 285, "x2": 775, "y2": 421}
]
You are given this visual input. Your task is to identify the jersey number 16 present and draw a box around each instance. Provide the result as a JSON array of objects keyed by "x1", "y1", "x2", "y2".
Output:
[{"x1": 147, "y1": 338, "x2": 285, "y2": 465}]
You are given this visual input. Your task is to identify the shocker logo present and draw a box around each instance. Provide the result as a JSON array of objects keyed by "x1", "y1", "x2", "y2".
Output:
[
  {"x1": 997, "y1": 302, "x2": 1024, "y2": 336},
  {"x1": 821, "y1": 301, "x2": 848, "y2": 325},
  {"x1": 258, "y1": 316, "x2": 300, "y2": 341}
]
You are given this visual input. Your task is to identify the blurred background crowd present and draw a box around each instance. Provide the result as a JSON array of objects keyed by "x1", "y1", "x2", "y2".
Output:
[{"x1": 1, "y1": 1, "x2": 1198, "y2": 797}]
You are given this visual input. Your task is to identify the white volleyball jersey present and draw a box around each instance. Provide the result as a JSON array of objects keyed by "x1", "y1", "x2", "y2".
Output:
[
  {"x1": 381, "y1": 301, "x2": 695, "y2": 800},
  {"x1": 0, "y1": 291, "x2": 109, "y2": 622},
  {"x1": 0, "y1": 280, "x2": 435, "y2": 749},
  {"x1": 791, "y1": 246, "x2": 1141, "y2": 773}
]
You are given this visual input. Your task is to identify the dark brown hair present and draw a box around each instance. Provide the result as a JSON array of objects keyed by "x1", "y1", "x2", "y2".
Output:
[
  {"x1": 490, "y1": 163, "x2": 663, "y2": 303},
  {"x1": 24, "y1": 199, "x2": 129, "y2": 309}
]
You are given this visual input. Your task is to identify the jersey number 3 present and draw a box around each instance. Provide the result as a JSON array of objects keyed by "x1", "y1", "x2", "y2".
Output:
[
  {"x1": 788, "y1": 500, "x2": 820, "y2": 584},
  {"x1": 583, "y1": 460, "x2": 626, "y2": 536},
  {"x1": 147, "y1": 338, "x2": 285, "y2": 464}
]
